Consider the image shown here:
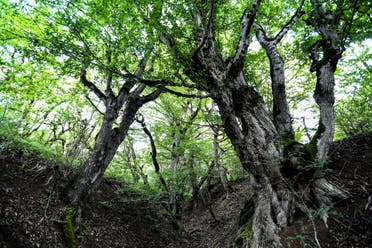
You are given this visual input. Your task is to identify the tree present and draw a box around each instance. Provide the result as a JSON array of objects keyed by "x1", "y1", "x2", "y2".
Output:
[
  {"x1": 306, "y1": 0, "x2": 358, "y2": 158},
  {"x1": 148, "y1": 0, "x2": 365, "y2": 246},
  {"x1": 1, "y1": 0, "x2": 369, "y2": 246},
  {"x1": 253, "y1": 0, "x2": 305, "y2": 142},
  {"x1": 0, "y1": 0, "x2": 165, "y2": 210}
]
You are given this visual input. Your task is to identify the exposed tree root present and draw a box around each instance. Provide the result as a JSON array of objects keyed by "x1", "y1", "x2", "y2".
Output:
[
  {"x1": 313, "y1": 178, "x2": 349, "y2": 227},
  {"x1": 236, "y1": 175, "x2": 348, "y2": 247},
  {"x1": 236, "y1": 177, "x2": 294, "y2": 247}
]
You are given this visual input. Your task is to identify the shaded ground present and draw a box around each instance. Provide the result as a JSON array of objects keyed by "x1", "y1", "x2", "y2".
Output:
[
  {"x1": 183, "y1": 179, "x2": 253, "y2": 247},
  {"x1": 0, "y1": 149, "x2": 184, "y2": 248},
  {"x1": 1, "y1": 133, "x2": 371, "y2": 247},
  {"x1": 183, "y1": 133, "x2": 372, "y2": 247},
  {"x1": 280, "y1": 133, "x2": 372, "y2": 248}
]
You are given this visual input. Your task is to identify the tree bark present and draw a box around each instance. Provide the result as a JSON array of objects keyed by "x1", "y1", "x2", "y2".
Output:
[
  {"x1": 312, "y1": 62, "x2": 336, "y2": 159},
  {"x1": 69, "y1": 93, "x2": 146, "y2": 206},
  {"x1": 138, "y1": 116, "x2": 168, "y2": 191},
  {"x1": 179, "y1": 1, "x2": 294, "y2": 245},
  {"x1": 213, "y1": 131, "x2": 228, "y2": 193},
  {"x1": 209, "y1": 73, "x2": 294, "y2": 246},
  {"x1": 68, "y1": 46, "x2": 162, "y2": 209},
  {"x1": 306, "y1": 0, "x2": 355, "y2": 161},
  {"x1": 254, "y1": 0, "x2": 304, "y2": 143}
]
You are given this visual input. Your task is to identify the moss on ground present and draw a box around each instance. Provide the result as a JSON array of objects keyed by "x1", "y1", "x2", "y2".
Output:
[{"x1": 63, "y1": 206, "x2": 77, "y2": 248}]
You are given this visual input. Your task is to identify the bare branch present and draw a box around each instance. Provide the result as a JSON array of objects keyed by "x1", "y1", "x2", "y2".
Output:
[
  {"x1": 134, "y1": 77, "x2": 209, "y2": 98},
  {"x1": 273, "y1": 0, "x2": 305, "y2": 44},
  {"x1": 136, "y1": 113, "x2": 169, "y2": 192},
  {"x1": 160, "y1": 87, "x2": 209, "y2": 99},
  {"x1": 105, "y1": 49, "x2": 114, "y2": 98},
  {"x1": 85, "y1": 95, "x2": 104, "y2": 116},
  {"x1": 139, "y1": 78, "x2": 196, "y2": 89},
  {"x1": 80, "y1": 63, "x2": 107, "y2": 103},
  {"x1": 140, "y1": 88, "x2": 162, "y2": 104},
  {"x1": 254, "y1": 0, "x2": 304, "y2": 46},
  {"x1": 227, "y1": 0, "x2": 262, "y2": 73}
]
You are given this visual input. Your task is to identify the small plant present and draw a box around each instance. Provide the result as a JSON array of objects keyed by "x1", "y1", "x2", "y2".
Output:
[{"x1": 286, "y1": 234, "x2": 308, "y2": 248}]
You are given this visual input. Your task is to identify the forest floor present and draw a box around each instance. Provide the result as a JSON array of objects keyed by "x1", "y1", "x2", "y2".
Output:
[{"x1": 0, "y1": 133, "x2": 371, "y2": 248}]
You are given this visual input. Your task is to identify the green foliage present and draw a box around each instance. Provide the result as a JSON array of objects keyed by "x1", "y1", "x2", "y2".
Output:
[
  {"x1": 0, "y1": 116, "x2": 66, "y2": 165},
  {"x1": 0, "y1": 2, "x2": 370, "y2": 236},
  {"x1": 286, "y1": 234, "x2": 308, "y2": 248},
  {"x1": 335, "y1": 41, "x2": 372, "y2": 139}
]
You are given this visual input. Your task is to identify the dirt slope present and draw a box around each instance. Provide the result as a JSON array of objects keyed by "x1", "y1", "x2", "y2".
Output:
[
  {"x1": 183, "y1": 179, "x2": 252, "y2": 247},
  {"x1": 0, "y1": 150, "x2": 184, "y2": 248},
  {"x1": 1, "y1": 133, "x2": 371, "y2": 247},
  {"x1": 183, "y1": 133, "x2": 372, "y2": 248},
  {"x1": 280, "y1": 133, "x2": 372, "y2": 248}
]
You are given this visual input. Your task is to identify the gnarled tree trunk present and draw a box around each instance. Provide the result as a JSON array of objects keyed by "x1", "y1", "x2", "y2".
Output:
[
  {"x1": 68, "y1": 48, "x2": 161, "y2": 210},
  {"x1": 157, "y1": 0, "x2": 353, "y2": 246},
  {"x1": 254, "y1": 0, "x2": 305, "y2": 142},
  {"x1": 209, "y1": 72, "x2": 293, "y2": 247},
  {"x1": 69, "y1": 88, "x2": 159, "y2": 207},
  {"x1": 312, "y1": 62, "x2": 337, "y2": 159}
]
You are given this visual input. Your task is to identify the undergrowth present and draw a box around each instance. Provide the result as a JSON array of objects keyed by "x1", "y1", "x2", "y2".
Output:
[{"x1": 0, "y1": 121, "x2": 66, "y2": 166}]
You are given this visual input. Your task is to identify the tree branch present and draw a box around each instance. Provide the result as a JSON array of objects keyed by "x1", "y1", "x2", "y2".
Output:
[
  {"x1": 340, "y1": 0, "x2": 359, "y2": 48},
  {"x1": 309, "y1": 40, "x2": 323, "y2": 72},
  {"x1": 254, "y1": 22, "x2": 268, "y2": 45},
  {"x1": 117, "y1": 46, "x2": 154, "y2": 105},
  {"x1": 105, "y1": 49, "x2": 114, "y2": 98},
  {"x1": 254, "y1": 0, "x2": 304, "y2": 46},
  {"x1": 80, "y1": 63, "x2": 107, "y2": 103},
  {"x1": 227, "y1": 0, "x2": 262, "y2": 73},
  {"x1": 139, "y1": 77, "x2": 196, "y2": 89},
  {"x1": 140, "y1": 88, "x2": 162, "y2": 104},
  {"x1": 85, "y1": 95, "x2": 104, "y2": 115},
  {"x1": 273, "y1": 0, "x2": 305, "y2": 44},
  {"x1": 136, "y1": 113, "x2": 169, "y2": 192},
  {"x1": 192, "y1": 0, "x2": 217, "y2": 57}
]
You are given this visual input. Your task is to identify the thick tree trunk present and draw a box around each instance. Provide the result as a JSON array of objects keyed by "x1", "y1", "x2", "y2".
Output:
[
  {"x1": 312, "y1": 62, "x2": 336, "y2": 159},
  {"x1": 309, "y1": 60, "x2": 347, "y2": 226},
  {"x1": 207, "y1": 72, "x2": 294, "y2": 246},
  {"x1": 69, "y1": 96, "x2": 144, "y2": 207},
  {"x1": 256, "y1": 37, "x2": 294, "y2": 142},
  {"x1": 158, "y1": 0, "x2": 348, "y2": 245},
  {"x1": 68, "y1": 47, "x2": 160, "y2": 211},
  {"x1": 254, "y1": 1, "x2": 304, "y2": 142}
]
